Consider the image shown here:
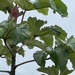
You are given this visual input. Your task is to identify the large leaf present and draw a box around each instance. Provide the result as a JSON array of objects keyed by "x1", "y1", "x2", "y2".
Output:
[
  {"x1": 66, "y1": 36, "x2": 75, "y2": 51},
  {"x1": 0, "y1": 0, "x2": 13, "y2": 13},
  {"x1": 10, "y1": 23, "x2": 30, "y2": 44},
  {"x1": 15, "y1": 0, "x2": 34, "y2": 10},
  {"x1": 33, "y1": 51, "x2": 47, "y2": 68},
  {"x1": 15, "y1": 0, "x2": 68, "y2": 17},
  {"x1": 34, "y1": 0, "x2": 68, "y2": 17},
  {"x1": 50, "y1": 46, "x2": 68, "y2": 72},
  {"x1": 69, "y1": 53, "x2": 75, "y2": 69},
  {"x1": 37, "y1": 66, "x2": 59, "y2": 75},
  {"x1": 28, "y1": 17, "x2": 45, "y2": 36}
]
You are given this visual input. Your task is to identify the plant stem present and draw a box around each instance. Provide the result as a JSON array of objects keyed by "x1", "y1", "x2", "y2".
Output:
[
  {"x1": 0, "y1": 70, "x2": 10, "y2": 74},
  {"x1": 15, "y1": 57, "x2": 50, "y2": 68},
  {"x1": 21, "y1": 10, "x2": 26, "y2": 23},
  {"x1": 10, "y1": 54, "x2": 16, "y2": 75}
]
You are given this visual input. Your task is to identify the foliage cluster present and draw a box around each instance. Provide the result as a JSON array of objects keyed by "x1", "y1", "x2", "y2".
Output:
[{"x1": 0, "y1": 0, "x2": 75, "y2": 75}]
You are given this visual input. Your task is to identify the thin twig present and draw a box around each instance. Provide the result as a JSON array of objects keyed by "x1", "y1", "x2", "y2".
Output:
[
  {"x1": 21, "y1": 10, "x2": 26, "y2": 23},
  {"x1": 0, "y1": 70, "x2": 10, "y2": 74},
  {"x1": 4, "y1": 39, "x2": 13, "y2": 56},
  {"x1": 15, "y1": 57, "x2": 50, "y2": 68}
]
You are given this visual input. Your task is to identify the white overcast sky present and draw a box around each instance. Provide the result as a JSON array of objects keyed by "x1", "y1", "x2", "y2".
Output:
[{"x1": 0, "y1": 0, "x2": 75, "y2": 75}]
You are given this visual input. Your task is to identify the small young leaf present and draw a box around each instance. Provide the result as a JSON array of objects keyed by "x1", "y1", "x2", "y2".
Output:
[{"x1": 17, "y1": 47, "x2": 25, "y2": 57}]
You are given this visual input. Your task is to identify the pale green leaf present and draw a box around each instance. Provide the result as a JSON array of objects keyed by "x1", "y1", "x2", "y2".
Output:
[
  {"x1": 37, "y1": 8, "x2": 49, "y2": 15},
  {"x1": 40, "y1": 35, "x2": 53, "y2": 47}
]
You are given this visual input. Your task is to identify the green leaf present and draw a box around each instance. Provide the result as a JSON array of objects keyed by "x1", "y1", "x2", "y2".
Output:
[
  {"x1": 66, "y1": 36, "x2": 75, "y2": 51},
  {"x1": 37, "y1": 66, "x2": 59, "y2": 75},
  {"x1": 0, "y1": 20, "x2": 16, "y2": 38},
  {"x1": 0, "y1": 0, "x2": 14, "y2": 13},
  {"x1": 39, "y1": 27, "x2": 55, "y2": 36},
  {"x1": 53, "y1": 25, "x2": 67, "y2": 41},
  {"x1": 33, "y1": 51, "x2": 47, "y2": 67},
  {"x1": 69, "y1": 53, "x2": 75, "y2": 69},
  {"x1": 40, "y1": 35, "x2": 53, "y2": 47},
  {"x1": 15, "y1": 0, "x2": 34, "y2": 10},
  {"x1": 28, "y1": 17, "x2": 45, "y2": 36},
  {"x1": 10, "y1": 23, "x2": 30, "y2": 44},
  {"x1": 25, "y1": 39, "x2": 46, "y2": 50},
  {"x1": 50, "y1": 0, "x2": 68, "y2": 17},
  {"x1": 34, "y1": 0, "x2": 68, "y2": 17},
  {"x1": 34, "y1": 0, "x2": 50, "y2": 9},
  {"x1": 60, "y1": 67, "x2": 73, "y2": 75},
  {"x1": 37, "y1": 8, "x2": 49, "y2": 15},
  {"x1": 50, "y1": 46, "x2": 68, "y2": 72},
  {"x1": 17, "y1": 47, "x2": 25, "y2": 57}
]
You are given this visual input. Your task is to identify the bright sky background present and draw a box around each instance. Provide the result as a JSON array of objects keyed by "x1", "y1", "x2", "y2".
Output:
[{"x1": 0, "y1": 0, "x2": 75, "y2": 75}]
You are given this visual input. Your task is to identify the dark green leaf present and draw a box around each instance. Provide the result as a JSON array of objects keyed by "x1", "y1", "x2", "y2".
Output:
[
  {"x1": 33, "y1": 51, "x2": 47, "y2": 67},
  {"x1": 17, "y1": 47, "x2": 25, "y2": 57},
  {"x1": 60, "y1": 67, "x2": 73, "y2": 75},
  {"x1": 69, "y1": 53, "x2": 75, "y2": 69},
  {"x1": 10, "y1": 23, "x2": 30, "y2": 44},
  {"x1": 37, "y1": 66, "x2": 59, "y2": 75},
  {"x1": 50, "y1": 46, "x2": 68, "y2": 72}
]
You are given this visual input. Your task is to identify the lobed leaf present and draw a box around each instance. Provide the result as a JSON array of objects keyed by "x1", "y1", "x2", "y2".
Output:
[{"x1": 50, "y1": 46, "x2": 68, "y2": 72}]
